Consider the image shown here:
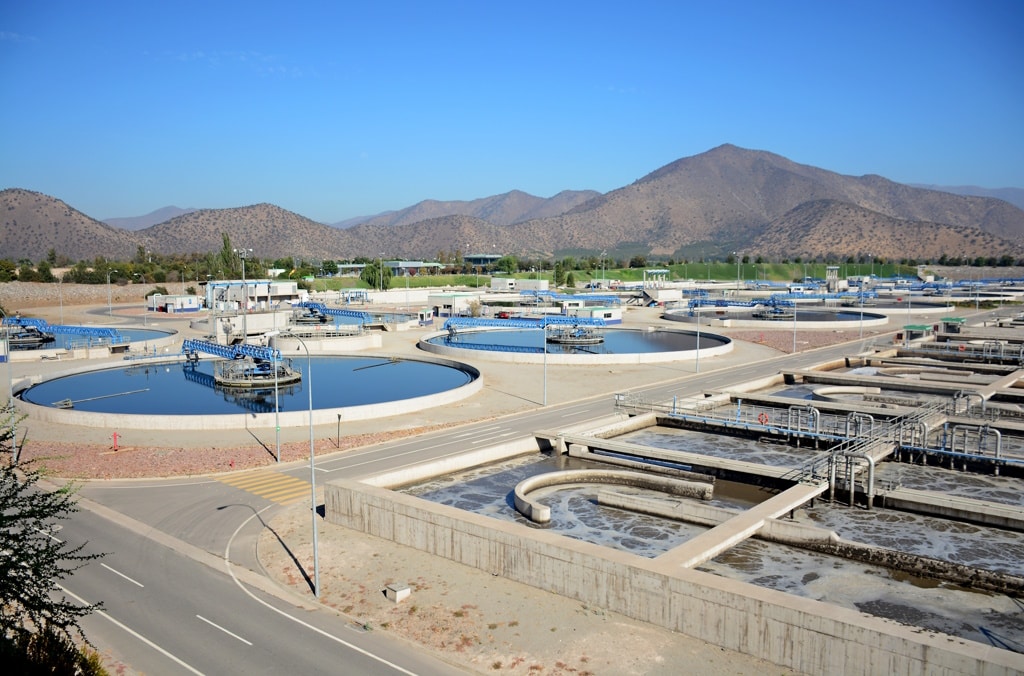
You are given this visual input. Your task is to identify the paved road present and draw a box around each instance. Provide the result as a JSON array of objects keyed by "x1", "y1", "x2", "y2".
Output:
[{"x1": 62, "y1": 496, "x2": 461, "y2": 675}]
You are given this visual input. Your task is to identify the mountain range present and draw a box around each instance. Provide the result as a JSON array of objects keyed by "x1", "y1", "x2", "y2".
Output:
[{"x1": 2, "y1": 144, "x2": 1022, "y2": 264}]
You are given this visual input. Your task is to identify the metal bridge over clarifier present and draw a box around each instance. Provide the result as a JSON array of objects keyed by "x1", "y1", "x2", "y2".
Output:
[
  {"x1": 437, "y1": 315, "x2": 609, "y2": 354},
  {"x1": 295, "y1": 301, "x2": 378, "y2": 325},
  {"x1": 518, "y1": 290, "x2": 622, "y2": 305},
  {"x1": 443, "y1": 315, "x2": 607, "y2": 331},
  {"x1": 2, "y1": 316, "x2": 126, "y2": 342},
  {"x1": 180, "y1": 338, "x2": 280, "y2": 363}
]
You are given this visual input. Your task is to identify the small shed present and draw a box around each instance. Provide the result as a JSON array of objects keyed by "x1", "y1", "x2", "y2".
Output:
[
  {"x1": 940, "y1": 317, "x2": 966, "y2": 334},
  {"x1": 147, "y1": 294, "x2": 201, "y2": 313},
  {"x1": 573, "y1": 306, "x2": 622, "y2": 324}
]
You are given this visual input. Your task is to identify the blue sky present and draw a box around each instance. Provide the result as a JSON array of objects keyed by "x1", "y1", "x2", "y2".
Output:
[{"x1": 1, "y1": 1, "x2": 1022, "y2": 223}]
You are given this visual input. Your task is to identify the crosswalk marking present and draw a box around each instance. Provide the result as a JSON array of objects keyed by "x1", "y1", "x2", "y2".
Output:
[{"x1": 218, "y1": 471, "x2": 310, "y2": 505}]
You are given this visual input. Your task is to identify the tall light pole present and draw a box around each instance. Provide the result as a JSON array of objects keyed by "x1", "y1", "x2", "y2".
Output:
[
  {"x1": 106, "y1": 269, "x2": 119, "y2": 317},
  {"x1": 235, "y1": 248, "x2": 252, "y2": 341},
  {"x1": 694, "y1": 304, "x2": 701, "y2": 373},
  {"x1": 293, "y1": 334, "x2": 319, "y2": 598},
  {"x1": 58, "y1": 277, "x2": 64, "y2": 325},
  {"x1": 733, "y1": 252, "x2": 740, "y2": 292},
  {"x1": 265, "y1": 332, "x2": 283, "y2": 464},
  {"x1": 379, "y1": 253, "x2": 385, "y2": 293},
  {"x1": 601, "y1": 250, "x2": 606, "y2": 288},
  {"x1": 541, "y1": 321, "x2": 548, "y2": 406}
]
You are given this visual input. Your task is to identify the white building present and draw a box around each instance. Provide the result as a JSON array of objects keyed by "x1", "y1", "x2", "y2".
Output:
[
  {"x1": 146, "y1": 293, "x2": 201, "y2": 313},
  {"x1": 203, "y1": 279, "x2": 306, "y2": 313}
]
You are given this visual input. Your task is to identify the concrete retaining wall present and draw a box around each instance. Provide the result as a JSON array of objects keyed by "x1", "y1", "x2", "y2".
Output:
[
  {"x1": 324, "y1": 479, "x2": 1024, "y2": 675},
  {"x1": 514, "y1": 468, "x2": 713, "y2": 523}
]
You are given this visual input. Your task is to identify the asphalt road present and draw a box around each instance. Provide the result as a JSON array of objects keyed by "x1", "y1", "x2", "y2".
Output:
[{"x1": 61, "y1": 498, "x2": 461, "y2": 675}]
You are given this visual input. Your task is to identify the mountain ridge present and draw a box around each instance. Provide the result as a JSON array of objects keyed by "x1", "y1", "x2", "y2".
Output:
[{"x1": 3, "y1": 145, "x2": 1022, "y2": 263}]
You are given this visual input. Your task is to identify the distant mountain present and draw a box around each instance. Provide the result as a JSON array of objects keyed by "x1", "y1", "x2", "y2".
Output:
[
  {"x1": 104, "y1": 206, "x2": 198, "y2": 230},
  {"x1": 4, "y1": 145, "x2": 1023, "y2": 263},
  {"x1": 335, "y1": 189, "x2": 600, "y2": 229},
  {"x1": 0, "y1": 188, "x2": 143, "y2": 262},
  {"x1": 506, "y1": 144, "x2": 1024, "y2": 258},
  {"x1": 136, "y1": 203, "x2": 344, "y2": 261},
  {"x1": 749, "y1": 199, "x2": 1016, "y2": 261},
  {"x1": 912, "y1": 185, "x2": 1024, "y2": 212}
]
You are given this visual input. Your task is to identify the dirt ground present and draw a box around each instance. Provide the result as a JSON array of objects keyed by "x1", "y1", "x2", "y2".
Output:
[{"x1": 257, "y1": 505, "x2": 803, "y2": 676}]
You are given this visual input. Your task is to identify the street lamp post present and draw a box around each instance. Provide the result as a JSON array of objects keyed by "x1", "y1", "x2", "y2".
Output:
[
  {"x1": 733, "y1": 252, "x2": 740, "y2": 292},
  {"x1": 106, "y1": 269, "x2": 119, "y2": 317},
  {"x1": 293, "y1": 334, "x2": 319, "y2": 598},
  {"x1": 379, "y1": 253, "x2": 385, "y2": 293},
  {"x1": 601, "y1": 250, "x2": 606, "y2": 288},
  {"x1": 694, "y1": 304, "x2": 701, "y2": 373},
  {"x1": 58, "y1": 278, "x2": 64, "y2": 325},
  {"x1": 541, "y1": 321, "x2": 548, "y2": 406},
  {"x1": 235, "y1": 248, "x2": 252, "y2": 341}
]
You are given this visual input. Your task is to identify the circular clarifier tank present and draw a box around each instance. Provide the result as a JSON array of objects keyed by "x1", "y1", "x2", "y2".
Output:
[
  {"x1": 18, "y1": 354, "x2": 481, "y2": 429},
  {"x1": 419, "y1": 327, "x2": 732, "y2": 364}
]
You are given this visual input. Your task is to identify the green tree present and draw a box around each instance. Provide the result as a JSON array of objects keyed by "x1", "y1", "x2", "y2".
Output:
[
  {"x1": 495, "y1": 255, "x2": 518, "y2": 274},
  {"x1": 360, "y1": 261, "x2": 391, "y2": 290},
  {"x1": 1, "y1": 403, "x2": 103, "y2": 669}
]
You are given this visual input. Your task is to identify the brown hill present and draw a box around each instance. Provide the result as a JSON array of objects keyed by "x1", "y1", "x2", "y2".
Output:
[
  {"x1": 345, "y1": 189, "x2": 600, "y2": 228},
  {"x1": 5, "y1": 145, "x2": 1023, "y2": 263},
  {"x1": 749, "y1": 200, "x2": 1021, "y2": 260},
  {"x1": 136, "y1": 203, "x2": 346, "y2": 261},
  {"x1": 508, "y1": 144, "x2": 1024, "y2": 258},
  {"x1": 0, "y1": 188, "x2": 143, "y2": 262}
]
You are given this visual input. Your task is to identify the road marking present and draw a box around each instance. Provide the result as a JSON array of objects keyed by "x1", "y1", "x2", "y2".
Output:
[
  {"x1": 35, "y1": 527, "x2": 63, "y2": 543},
  {"x1": 59, "y1": 585, "x2": 205, "y2": 676},
  {"x1": 223, "y1": 511, "x2": 419, "y2": 676},
  {"x1": 196, "y1": 614, "x2": 253, "y2": 646},
  {"x1": 102, "y1": 563, "x2": 144, "y2": 588},
  {"x1": 218, "y1": 471, "x2": 310, "y2": 505}
]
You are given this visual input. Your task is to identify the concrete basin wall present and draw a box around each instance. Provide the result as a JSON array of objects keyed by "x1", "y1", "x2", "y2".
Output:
[
  {"x1": 15, "y1": 354, "x2": 482, "y2": 430},
  {"x1": 418, "y1": 328, "x2": 734, "y2": 365},
  {"x1": 513, "y1": 468, "x2": 713, "y2": 523},
  {"x1": 324, "y1": 478, "x2": 1023, "y2": 675}
]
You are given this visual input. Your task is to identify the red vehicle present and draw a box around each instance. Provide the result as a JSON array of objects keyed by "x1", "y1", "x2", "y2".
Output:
[{"x1": 496, "y1": 311, "x2": 512, "y2": 319}]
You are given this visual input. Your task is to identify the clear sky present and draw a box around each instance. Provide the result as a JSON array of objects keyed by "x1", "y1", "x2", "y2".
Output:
[{"x1": 1, "y1": 1, "x2": 1022, "y2": 224}]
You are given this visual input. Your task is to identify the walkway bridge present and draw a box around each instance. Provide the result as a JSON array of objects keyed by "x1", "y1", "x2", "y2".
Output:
[
  {"x1": 518, "y1": 290, "x2": 621, "y2": 306},
  {"x1": 295, "y1": 301, "x2": 376, "y2": 325},
  {"x1": 443, "y1": 315, "x2": 606, "y2": 332},
  {"x1": 2, "y1": 316, "x2": 126, "y2": 342},
  {"x1": 181, "y1": 338, "x2": 280, "y2": 363}
]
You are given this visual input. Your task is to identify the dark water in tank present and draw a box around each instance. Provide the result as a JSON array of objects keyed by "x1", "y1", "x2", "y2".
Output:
[{"x1": 20, "y1": 356, "x2": 473, "y2": 415}]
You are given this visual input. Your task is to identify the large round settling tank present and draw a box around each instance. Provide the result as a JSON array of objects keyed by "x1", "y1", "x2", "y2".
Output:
[
  {"x1": 420, "y1": 327, "x2": 732, "y2": 364},
  {"x1": 18, "y1": 355, "x2": 481, "y2": 429}
]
